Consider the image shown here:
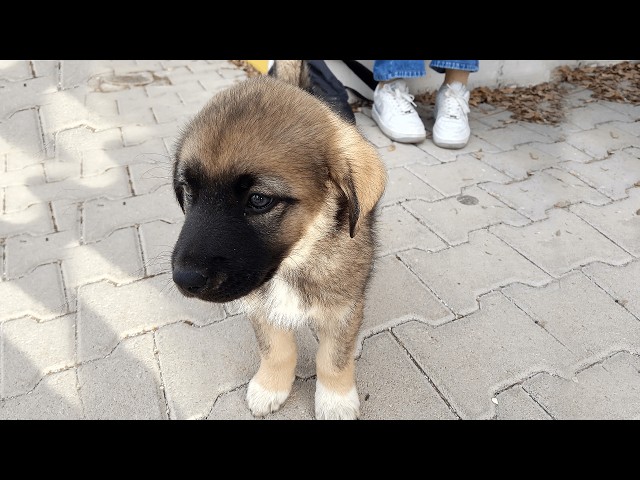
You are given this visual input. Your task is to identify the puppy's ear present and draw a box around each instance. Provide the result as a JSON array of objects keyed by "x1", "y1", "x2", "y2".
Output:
[{"x1": 329, "y1": 126, "x2": 387, "y2": 238}]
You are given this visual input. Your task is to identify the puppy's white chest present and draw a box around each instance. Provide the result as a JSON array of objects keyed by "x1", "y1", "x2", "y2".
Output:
[{"x1": 245, "y1": 277, "x2": 310, "y2": 329}]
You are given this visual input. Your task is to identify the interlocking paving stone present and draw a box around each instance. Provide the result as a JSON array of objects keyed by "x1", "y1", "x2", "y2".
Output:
[
  {"x1": 523, "y1": 353, "x2": 640, "y2": 419},
  {"x1": 54, "y1": 126, "x2": 123, "y2": 163},
  {"x1": 155, "y1": 317, "x2": 259, "y2": 419},
  {"x1": 583, "y1": 260, "x2": 640, "y2": 319},
  {"x1": 474, "y1": 123, "x2": 556, "y2": 150},
  {"x1": 481, "y1": 168, "x2": 610, "y2": 221},
  {"x1": 525, "y1": 140, "x2": 594, "y2": 163},
  {"x1": 494, "y1": 385, "x2": 552, "y2": 420},
  {"x1": 0, "y1": 263, "x2": 66, "y2": 321},
  {"x1": 407, "y1": 156, "x2": 511, "y2": 197},
  {"x1": 4, "y1": 166, "x2": 131, "y2": 213},
  {"x1": 570, "y1": 187, "x2": 640, "y2": 256},
  {"x1": 43, "y1": 160, "x2": 80, "y2": 183},
  {"x1": 503, "y1": 271, "x2": 640, "y2": 359},
  {"x1": 403, "y1": 185, "x2": 529, "y2": 245},
  {"x1": 565, "y1": 102, "x2": 634, "y2": 130},
  {"x1": 0, "y1": 370, "x2": 82, "y2": 419},
  {"x1": 379, "y1": 166, "x2": 443, "y2": 206},
  {"x1": 77, "y1": 333, "x2": 167, "y2": 420},
  {"x1": 558, "y1": 149, "x2": 640, "y2": 201},
  {"x1": 377, "y1": 143, "x2": 440, "y2": 169},
  {"x1": 475, "y1": 145, "x2": 564, "y2": 181},
  {"x1": 359, "y1": 255, "x2": 453, "y2": 351},
  {"x1": 392, "y1": 293, "x2": 575, "y2": 419},
  {"x1": 357, "y1": 332, "x2": 457, "y2": 419},
  {"x1": 82, "y1": 185, "x2": 183, "y2": 242},
  {"x1": 76, "y1": 273, "x2": 226, "y2": 362},
  {"x1": 398, "y1": 229, "x2": 550, "y2": 316},
  {"x1": 491, "y1": 208, "x2": 632, "y2": 277},
  {"x1": 416, "y1": 133, "x2": 503, "y2": 162},
  {"x1": 82, "y1": 137, "x2": 169, "y2": 176},
  {"x1": 138, "y1": 220, "x2": 183, "y2": 276},
  {"x1": 564, "y1": 124, "x2": 638, "y2": 159},
  {"x1": 1, "y1": 314, "x2": 75, "y2": 397},
  {"x1": 0, "y1": 164, "x2": 44, "y2": 188},
  {"x1": 0, "y1": 203, "x2": 54, "y2": 237},
  {"x1": 376, "y1": 205, "x2": 446, "y2": 257}
]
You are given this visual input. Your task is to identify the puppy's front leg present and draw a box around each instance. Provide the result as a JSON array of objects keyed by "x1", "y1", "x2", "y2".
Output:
[
  {"x1": 314, "y1": 304, "x2": 362, "y2": 420},
  {"x1": 246, "y1": 317, "x2": 297, "y2": 417}
]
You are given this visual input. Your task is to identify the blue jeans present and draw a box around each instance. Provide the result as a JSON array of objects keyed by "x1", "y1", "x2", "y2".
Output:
[{"x1": 373, "y1": 60, "x2": 479, "y2": 81}]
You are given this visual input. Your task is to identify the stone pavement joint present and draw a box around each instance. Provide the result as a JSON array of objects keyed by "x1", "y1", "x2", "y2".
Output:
[{"x1": 1, "y1": 60, "x2": 639, "y2": 419}]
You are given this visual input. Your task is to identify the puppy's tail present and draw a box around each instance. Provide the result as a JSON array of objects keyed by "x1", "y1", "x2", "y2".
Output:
[{"x1": 268, "y1": 60, "x2": 312, "y2": 91}]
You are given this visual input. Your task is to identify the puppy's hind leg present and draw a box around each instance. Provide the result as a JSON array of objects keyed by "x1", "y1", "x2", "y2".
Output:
[{"x1": 246, "y1": 317, "x2": 297, "y2": 417}]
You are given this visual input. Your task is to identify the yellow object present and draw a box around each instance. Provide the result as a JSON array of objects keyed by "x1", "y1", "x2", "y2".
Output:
[{"x1": 246, "y1": 60, "x2": 270, "y2": 74}]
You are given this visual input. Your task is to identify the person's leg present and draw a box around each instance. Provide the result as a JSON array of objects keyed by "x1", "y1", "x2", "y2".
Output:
[
  {"x1": 429, "y1": 60, "x2": 479, "y2": 149},
  {"x1": 371, "y1": 60, "x2": 427, "y2": 143}
]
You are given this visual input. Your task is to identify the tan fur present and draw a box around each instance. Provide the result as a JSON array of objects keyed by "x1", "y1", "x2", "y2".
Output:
[{"x1": 175, "y1": 68, "x2": 387, "y2": 419}]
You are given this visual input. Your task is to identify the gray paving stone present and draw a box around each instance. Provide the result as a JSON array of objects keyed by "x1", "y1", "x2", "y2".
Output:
[
  {"x1": 82, "y1": 185, "x2": 183, "y2": 242},
  {"x1": 60, "y1": 60, "x2": 112, "y2": 89},
  {"x1": 481, "y1": 168, "x2": 610, "y2": 221},
  {"x1": 523, "y1": 352, "x2": 640, "y2": 419},
  {"x1": 491, "y1": 208, "x2": 632, "y2": 277},
  {"x1": 77, "y1": 333, "x2": 166, "y2": 419},
  {"x1": 30, "y1": 60, "x2": 58, "y2": 79},
  {"x1": 0, "y1": 60, "x2": 32, "y2": 81},
  {"x1": 358, "y1": 124, "x2": 393, "y2": 148},
  {"x1": 416, "y1": 133, "x2": 503, "y2": 162},
  {"x1": 398, "y1": 229, "x2": 550, "y2": 316},
  {"x1": 83, "y1": 137, "x2": 170, "y2": 176},
  {"x1": 377, "y1": 142, "x2": 440, "y2": 169},
  {"x1": 599, "y1": 101, "x2": 640, "y2": 121},
  {"x1": 43, "y1": 160, "x2": 80, "y2": 183},
  {"x1": 606, "y1": 120, "x2": 640, "y2": 137},
  {"x1": 376, "y1": 205, "x2": 446, "y2": 257},
  {"x1": 475, "y1": 145, "x2": 564, "y2": 181},
  {"x1": 152, "y1": 99, "x2": 202, "y2": 124},
  {"x1": 474, "y1": 123, "x2": 556, "y2": 150},
  {"x1": 518, "y1": 122, "x2": 570, "y2": 143},
  {"x1": 571, "y1": 187, "x2": 640, "y2": 256},
  {"x1": 503, "y1": 271, "x2": 640, "y2": 359},
  {"x1": 121, "y1": 119, "x2": 186, "y2": 147},
  {"x1": 358, "y1": 332, "x2": 456, "y2": 420},
  {"x1": 565, "y1": 124, "x2": 638, "y2": 159},
  {"x1": 54, "y1": 126, "x2": 123, "y2": 163},
  {"x1": 0, "y1": 164, "x2": 44, "y2": 188},
  {"x1": 0, "y1": 370, "x2": 83, "y2": 419},
  {"x1": 39, "y1": 90, "x2": 113, "y2": 140},
  {"x1": 4, "y1": 166, "x2": 131, "y2": 213},
  {"x1": 129, "y1": 162, "x2": 172, "y2": 196},
  {"x1": 360, "y1": 255, "x2": 453, "y2": 350},
  {"x1": 0, "y1": 108, "x2": 43, "y2": 159},
  {"x1": 207, "y1": 380, "x2": 315, "y2": 420},
  {"x1": 583, "y1": 260, "x2": 640, "y2": 319},
  {"x1": 198, "y1": 77, "x2": 238, "y2": 94},
  {"x1": 77, "y1": 273, "x2": 226, "y2": 362},
  {"x1": 84, "y1": 92, "x2": 119, "y2": 118},
  {"x1": 525, "y1": 140, "x2": 594, "y2": 163},
  {"x1": 354, "y1": 111, "x2": 375, "y2": 127},
  {"x1": 0, "y1": 77, "x2": 57, "y2": 121},
  {"x1": 6, "y1": 150, "x2": 47, "y2": 172},
  {"x1": 50, "y1": 199, "x2": 80, "y2": 234},
  {"x1": 565, "y1": 102, "x2": 634, "y2": 130},
  {"x1": 176, "y1": 86, "x2": 213, "y2": 106},
  {"x1": 0, "y1": 264, "x2": 66, "y2": 321},
  {"x1": 558, "y1": 149, "x2": 640, "y2": 201},
  {"x1": 403, "y1": 185, "x2": 529, "y2": 245},
  {"x1": 138, "y1": 220, "x2": 182, "y2": 276},
  {"x1": 0, "y1": 203, "x2": 54, "y2": 237},
  {"x1": 407, "y1": 156, "x2": 511, "y2": 197},
  {"x1": 1, "y1": 314, "x2": 75, "y2": 397},
  {"x1": 156, "y1": 317, "x2": 259, "y2": 419},
  {"x1": 494, "y1": 385, "x2": 552, "y2": 420},
  {"x1": 379, "y1": 166, "x2": 443, "y2": 206},
  {"x1": 392, "y1": 293, "x2": 575, "y2": 419}
]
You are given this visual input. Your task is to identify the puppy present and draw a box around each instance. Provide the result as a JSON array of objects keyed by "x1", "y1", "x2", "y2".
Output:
[{"x1": 171, "y1": 61, "x2": 387, "y2": 419}]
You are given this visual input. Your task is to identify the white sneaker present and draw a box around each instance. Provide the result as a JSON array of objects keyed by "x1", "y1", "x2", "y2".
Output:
[
  {"x1": 372, "y1": 80, "x2": 426, "y2": 143},
  {"x1": 433, "y1": 82, "x2": 471, "y2": 149}
]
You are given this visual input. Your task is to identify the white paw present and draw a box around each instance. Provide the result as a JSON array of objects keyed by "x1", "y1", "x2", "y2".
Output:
[
  {"x1": 315, "y1": 381, "x2": 360, "y2": 420},
  {"x1": 246, "y1": 378, "x2": 290, "y2": 417}
]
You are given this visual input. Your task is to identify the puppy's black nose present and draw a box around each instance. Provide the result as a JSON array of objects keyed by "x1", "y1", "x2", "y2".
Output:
[{"x1": 173, "y1": 268, "x2": 208, "y2": 294}]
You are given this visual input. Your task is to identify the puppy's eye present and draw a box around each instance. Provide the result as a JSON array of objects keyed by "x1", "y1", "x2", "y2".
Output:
[{"x1": 247, "y1": 193, "x2": 273, "y2": 212}]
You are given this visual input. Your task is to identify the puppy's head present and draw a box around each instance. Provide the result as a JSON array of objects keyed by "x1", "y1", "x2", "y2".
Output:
[{"x1": 171, "y1": 75, "x2": 386, "y2": 303}]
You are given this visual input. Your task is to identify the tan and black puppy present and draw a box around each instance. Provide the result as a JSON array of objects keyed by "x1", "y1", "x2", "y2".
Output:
[{"x1": 171, "y1": 61, "x2": 387, "y2": 419}]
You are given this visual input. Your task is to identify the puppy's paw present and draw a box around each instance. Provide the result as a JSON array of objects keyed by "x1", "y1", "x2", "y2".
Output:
[
  {"x1": 246, "y1": 378, "x2": 290, "y2": 417},
  {"x1": 314, "y1": 381, "x2": 360, "y2": 420}
]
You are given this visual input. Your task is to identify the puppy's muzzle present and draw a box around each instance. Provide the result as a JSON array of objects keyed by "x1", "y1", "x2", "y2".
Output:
[{"x1": 172, "y1": 267, "x2": 227, "y2": 296}]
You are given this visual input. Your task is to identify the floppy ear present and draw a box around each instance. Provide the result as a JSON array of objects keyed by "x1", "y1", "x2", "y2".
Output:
[{"x1": 328, "y1": 126, "x2": 388, "y2": 238}]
